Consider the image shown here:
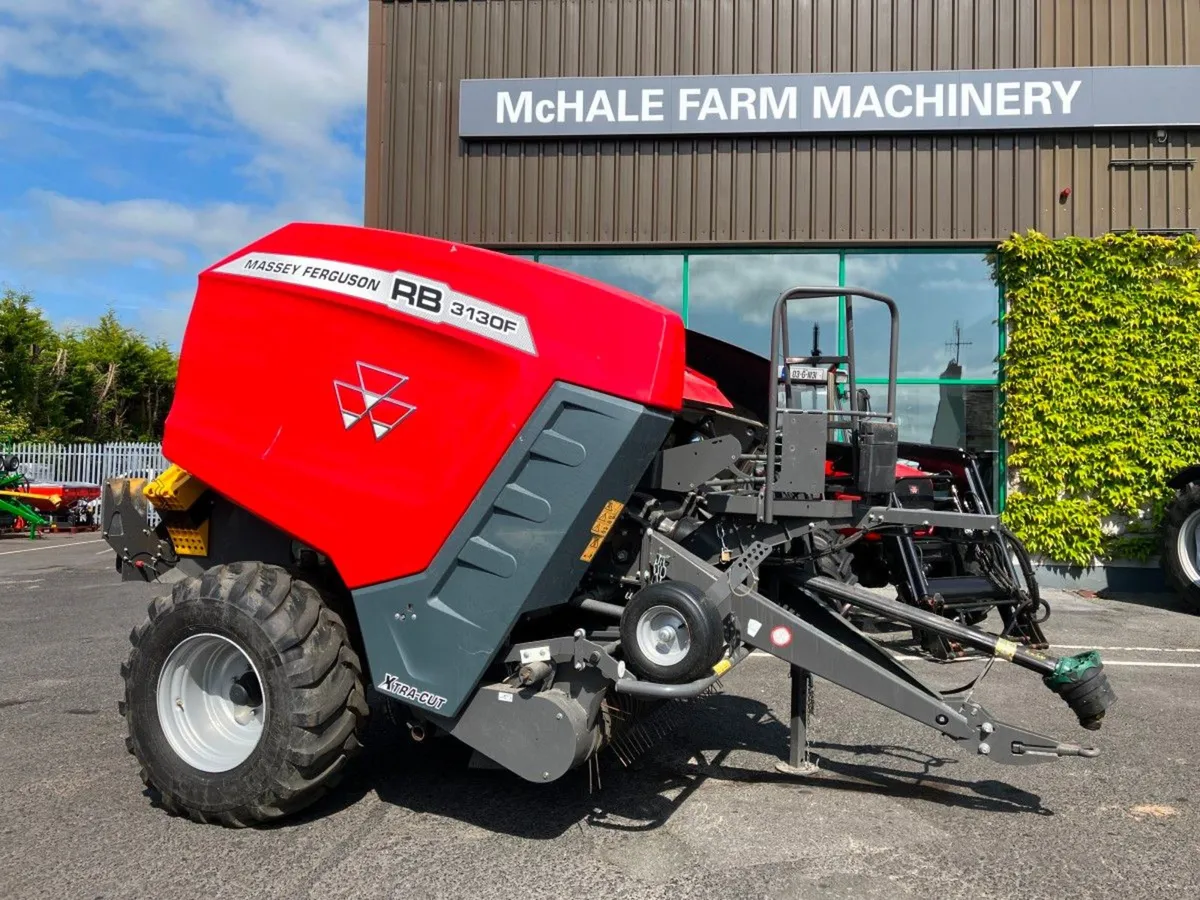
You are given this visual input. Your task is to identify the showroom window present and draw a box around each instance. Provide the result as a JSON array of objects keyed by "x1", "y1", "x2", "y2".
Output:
[
  {"x1": 521, "y1": 248, "x2": 1006, "y2": 507},
  {"x1": 686, "y1": 252, "x2": 840, "y2": 358},
  {"x1": 536, "y1": 254, "x2": 684, "y2": 313}
]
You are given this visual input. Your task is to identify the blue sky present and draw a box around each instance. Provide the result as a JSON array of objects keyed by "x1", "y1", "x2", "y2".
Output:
[{"x1": 0, "y1": 0, "x2": 368, "y2": 348}]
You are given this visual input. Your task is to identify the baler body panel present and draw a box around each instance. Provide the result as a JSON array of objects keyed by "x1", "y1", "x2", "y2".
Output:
[
  {"x1": 354, "y1": 382, "x2": 672, "y2": 718},
  {"x1": 162, "y1": 222, "x2": 687, "y2": 589}
]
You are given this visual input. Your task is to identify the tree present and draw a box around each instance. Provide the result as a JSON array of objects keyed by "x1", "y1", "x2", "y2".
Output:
[{"x1": 0, "y1": 289, "x2": 178, "y2": 443}]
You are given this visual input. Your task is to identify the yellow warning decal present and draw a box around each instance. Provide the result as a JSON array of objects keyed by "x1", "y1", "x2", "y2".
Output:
[
  {"x1": 580, "y1": 499, "x2": 625, "y2": 562},
  {"x1": 994, "y1": 638, "x2": 1019, "y2": 661},
  {"x1": 712, "y1": 657, "x2": 733, "y2": 677}
]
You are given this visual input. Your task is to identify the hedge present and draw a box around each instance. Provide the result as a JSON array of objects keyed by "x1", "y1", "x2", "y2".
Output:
[{"x1": 994, "y1": 230, "x2": 1200, "y2": 567}]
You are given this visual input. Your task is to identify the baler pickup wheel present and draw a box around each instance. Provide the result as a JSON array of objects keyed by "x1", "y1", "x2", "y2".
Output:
[{"x1": 619, "y1": 581, "x2": 725, "y2": 683}]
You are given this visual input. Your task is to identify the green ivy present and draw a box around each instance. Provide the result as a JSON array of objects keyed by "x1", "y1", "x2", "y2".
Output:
[{"x1": 994, "y1": 230, "x2": 1200, "y2": 567}]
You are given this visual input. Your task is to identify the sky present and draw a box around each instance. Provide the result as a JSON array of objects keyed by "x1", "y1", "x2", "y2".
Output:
[{"x1": 0, "y1": 0, "x2": 369, "y2": 348}]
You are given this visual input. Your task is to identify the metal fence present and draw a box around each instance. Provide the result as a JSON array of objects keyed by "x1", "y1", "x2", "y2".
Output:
[{"x1": 7, "y1": 442, "x2": 169, "y2": 487}]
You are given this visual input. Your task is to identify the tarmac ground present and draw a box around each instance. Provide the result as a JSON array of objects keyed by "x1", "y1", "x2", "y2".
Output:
[{"x1": 1, "y1": 534, "x2": 1197, "y2": 900}]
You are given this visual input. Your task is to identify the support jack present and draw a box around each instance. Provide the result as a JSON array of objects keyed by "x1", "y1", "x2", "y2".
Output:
[{"x1": 776, "y1": 665, "x2": 820, "y2": 777}]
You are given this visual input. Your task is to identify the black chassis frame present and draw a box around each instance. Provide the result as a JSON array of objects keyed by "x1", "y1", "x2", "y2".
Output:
[
  {"x1": 667, "y1": 286, "x2": 1047, "y2": 657},
  {"x1": 481, "y1": 282, "x2": 1114, "y2": 772},
  {"x1": 496, "y1": 524, "x2": 1109, "y2": 771}
]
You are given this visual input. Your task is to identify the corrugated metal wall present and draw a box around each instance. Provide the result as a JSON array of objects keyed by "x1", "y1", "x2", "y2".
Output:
[
  {"x1": 1036, "y1": 0, "x2": 1199, "y2": 236},
  {"x1": 366, "y1": 0, "x2": 1200, "y2": 247}
]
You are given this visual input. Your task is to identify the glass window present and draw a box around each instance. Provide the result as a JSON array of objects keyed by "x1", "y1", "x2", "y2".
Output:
[
  {"x1": 686, "y1": 253, "x2": 841, "y2": 359},
  {"x1": 842, "y1": 253, "x2": 1000, "y2": 380},
  {"x1": 873, "y1": 382, "x2": 998, "y2": 454},
  {"x1": 538, "y1": 254, "x2": 684, "y2": 312}
]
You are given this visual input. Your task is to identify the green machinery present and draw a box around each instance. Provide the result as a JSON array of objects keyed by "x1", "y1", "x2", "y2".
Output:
[{"x1": 0, "y1": 455, "x2": 55, "y2": 539}]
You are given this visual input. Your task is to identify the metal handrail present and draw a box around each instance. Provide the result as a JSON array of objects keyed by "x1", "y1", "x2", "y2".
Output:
[{"x1": 764, "y1": 285, "x2": 901, "y2": 523}]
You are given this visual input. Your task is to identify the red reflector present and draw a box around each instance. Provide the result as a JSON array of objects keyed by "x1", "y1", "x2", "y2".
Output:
[{"x1": 770, "y1": 625, "x2": 793, "y2": 648}]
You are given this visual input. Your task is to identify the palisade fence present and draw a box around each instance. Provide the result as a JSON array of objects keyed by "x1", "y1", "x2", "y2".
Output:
[{"x1": 8, "y1": 442, "x2": 169, "y2": 487}]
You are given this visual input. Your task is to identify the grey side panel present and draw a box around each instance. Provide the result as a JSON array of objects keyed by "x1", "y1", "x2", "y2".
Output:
[
  {"x1": 432, "y1": 670, "x2": 610, "y2": 783},
  {"x1": 352, "y1": 382, "x2": 673, "y2": 718},
  {"x1": 776, "y1": 413, "x2": 826, "y2": 495}
]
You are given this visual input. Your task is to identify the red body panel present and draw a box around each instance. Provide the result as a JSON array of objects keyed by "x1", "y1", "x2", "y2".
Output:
[
  {"x1": 682, "y1": 368, "x2": 733, "y2": 409},
  {"x1": 165, "y1": 223, "x2": 687, "y2": 589}
]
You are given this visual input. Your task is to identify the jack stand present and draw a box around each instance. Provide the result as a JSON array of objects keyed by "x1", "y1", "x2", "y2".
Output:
[{"x1": 775, "y1": 665, "x2": 820, "y2": 776}]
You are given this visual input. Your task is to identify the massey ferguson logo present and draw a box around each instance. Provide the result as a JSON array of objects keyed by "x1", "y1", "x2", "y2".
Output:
[
  {"x1": 333, "y1": 362, "x2": 416, "y2": 440},
  {"x1": 377, "y1": 673, "x2": 448, "y2": 711}
]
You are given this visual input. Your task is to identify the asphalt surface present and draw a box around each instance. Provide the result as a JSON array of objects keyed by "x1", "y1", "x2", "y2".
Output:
[{"x1": 1, "y1": 534, "x2": 1198, "y2": 900}]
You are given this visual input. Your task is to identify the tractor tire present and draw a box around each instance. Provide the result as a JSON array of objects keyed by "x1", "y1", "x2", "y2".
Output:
[
  {"x1": 799, "y1": 527, "x2": 891, "y2": 629},
  {"x1": 1161, "y1": 481, "x2": 1200, "y2": 614},
  {"x1": 118, "y1": 561, "x2": 369, "y2": 827},
  {"x1": 806, "y1": 527, "x2": 858, "y2": 587}
]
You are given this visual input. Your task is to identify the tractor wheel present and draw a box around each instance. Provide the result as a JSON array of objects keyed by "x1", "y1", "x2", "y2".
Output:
[
  {"x1": 806, "y1": 527, "x2": 858, "y2": 587},
  {"x1": 119, "y1": 561, "x2": 369, "y2": 827},
  {"x1": 1161, "y1": 482, "x2": 1200, "y2": 614},
  {"x1": 802, "y1": 526, "x2": 889, "y2": 627}
]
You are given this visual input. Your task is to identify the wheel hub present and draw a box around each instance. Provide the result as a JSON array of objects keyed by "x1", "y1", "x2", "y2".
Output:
[
  {"x1": 156, "y1": 633, "x2": 266, "y2": 773},
  {"x1": 636, "y1": 605, "x2": 691, "y2": 666}
]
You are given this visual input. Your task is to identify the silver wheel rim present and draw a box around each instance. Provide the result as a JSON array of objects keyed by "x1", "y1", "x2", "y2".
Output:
[
  {"x1": 156, "y1": 633, "x2": 266, "y2": 773},
  {"x1": 635, "y1": 604, "x2": 690, "y2": 667},
  {"x1": 1178, "y1": 509, "x2": 1200, "y2": 585}
]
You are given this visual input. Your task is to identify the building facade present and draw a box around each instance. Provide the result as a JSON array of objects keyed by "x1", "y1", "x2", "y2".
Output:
[{"x1": 365, "y1": 0, "x2": 1200, "y2": 505}]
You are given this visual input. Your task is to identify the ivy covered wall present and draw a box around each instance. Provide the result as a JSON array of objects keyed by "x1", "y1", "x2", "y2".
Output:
[{"x1": 995, "y1": 231, "x2": 1200, "y2": 567}]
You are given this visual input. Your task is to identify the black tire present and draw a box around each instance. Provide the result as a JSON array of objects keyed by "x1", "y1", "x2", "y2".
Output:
[
  {"x1": 118, "y1": 561, "x2": 369, "y2": 827},
  {"x1": 806, "y1": 527, "x2": 858, "y2": 587},
  {"x1": 802, "y1": 527, "x2": 881, "y2": 623},
  {"x1": 1161, "y1": 481, "x2": 1200, "y2": 614},
  {"x1": 619, "y1": 580, "x2": 725, "y2": 684}
]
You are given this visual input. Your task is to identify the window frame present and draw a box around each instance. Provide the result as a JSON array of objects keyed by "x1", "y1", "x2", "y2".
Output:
[{"x1": 525, "y1": 246, "x2": 1008, "y2": 509}]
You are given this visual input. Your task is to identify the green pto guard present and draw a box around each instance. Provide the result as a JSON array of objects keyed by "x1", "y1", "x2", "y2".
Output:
[
  {"x1": 1045, "y1": 650, "x2": 1104, "y2": 688},
  {"x1": 1043, "y1": 650, "x2": 1115, "y2": 731}
]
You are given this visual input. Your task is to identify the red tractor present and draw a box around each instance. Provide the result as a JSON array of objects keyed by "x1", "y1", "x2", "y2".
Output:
[{"x1": 100, "y1": 223, "x2": 1113, "y2": 827}]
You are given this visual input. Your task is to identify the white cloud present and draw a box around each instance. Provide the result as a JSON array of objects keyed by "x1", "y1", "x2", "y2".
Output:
[
  {"x1": 0, "y1": 1, "x2": 369, "y2": 344},
  {"x1": 0, "y1": 1, "x2": 368, "y2": 181},
  {"x1": 541, "y1": 255, "x2": 685, "y2": 309},
  {"x1": 688, "y1": 253, "x2": 845, "y2": 325},
  {"x1": 11, "y1": 189, "x2": 358, "y2": 273}
]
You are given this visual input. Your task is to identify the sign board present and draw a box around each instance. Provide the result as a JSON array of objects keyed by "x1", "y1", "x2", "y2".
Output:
[{"x1": 458, "y1": 65, "x2": 1200, "y2": 139}]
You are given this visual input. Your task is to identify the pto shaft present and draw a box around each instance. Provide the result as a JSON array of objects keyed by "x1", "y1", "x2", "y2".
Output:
[
  {"x1": 794, "y1": 573, "x2": 1115, "y2": 729},
  {"x1": 797, "y1": 574, "x2": 1055, "y2": 674}
]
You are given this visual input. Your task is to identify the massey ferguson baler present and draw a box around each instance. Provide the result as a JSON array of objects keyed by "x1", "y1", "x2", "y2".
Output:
[{"x1": 103, "y1": 223, "x2": 1115, "y2": 827}]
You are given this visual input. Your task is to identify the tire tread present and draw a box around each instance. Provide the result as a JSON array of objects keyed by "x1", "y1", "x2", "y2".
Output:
[
  {"x1": 119, "y1": 561, "x2": 368, "y2": 827},
  {"x1": 1162, "y1": 482, "x2": 1200, "y2": 614}
]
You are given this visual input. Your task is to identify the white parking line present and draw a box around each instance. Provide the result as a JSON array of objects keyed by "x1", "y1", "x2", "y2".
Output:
[
  {"x1": 0, "y1": 539, "x2": 104, "y2": 556},
  {"x1": 1053, "y1": 645, "x2": 1200, "y2": 654},
  {"x1": 747, "y1": 649, "x2": 1200, "y2": 669},
  {"x1": 1097, "y1": 661, "x2": 1200, "y2": 668},
  {"x1": 889, "y1": 654, "x2": 1200, "y2": 668}
]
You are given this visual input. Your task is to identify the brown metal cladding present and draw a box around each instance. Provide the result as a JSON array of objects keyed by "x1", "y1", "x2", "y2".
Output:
[
  {"x1": 366, "y1": 0, "x2": 1200, "y2": 247},
  {"x1": 1035, "y1": 0, "x2": 1199, "y2": 237}
]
